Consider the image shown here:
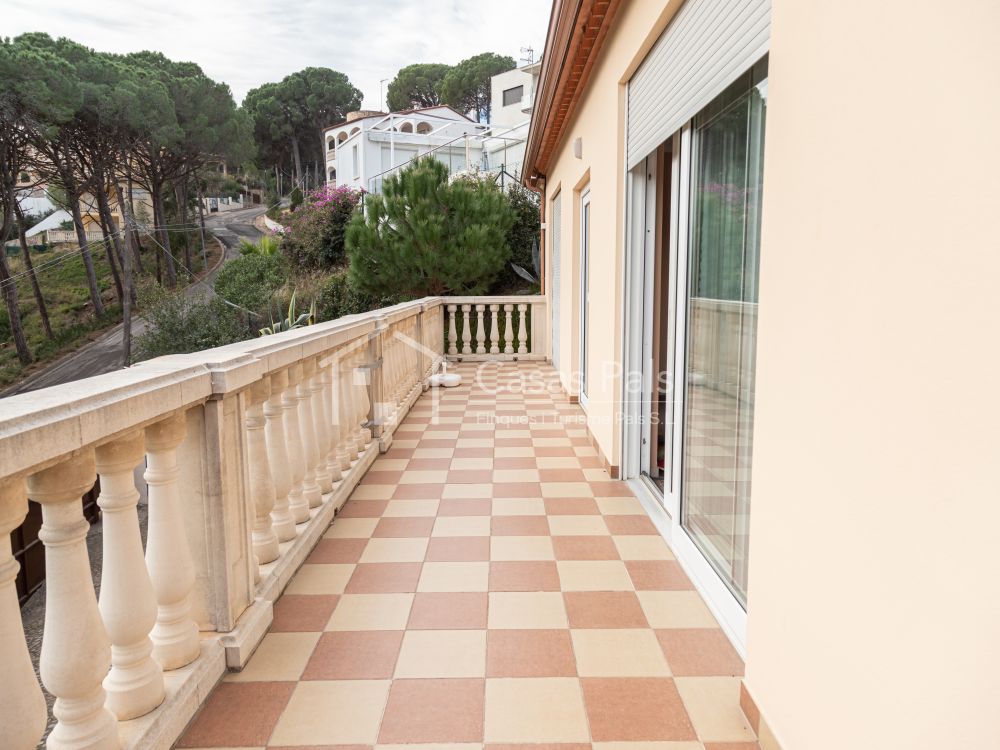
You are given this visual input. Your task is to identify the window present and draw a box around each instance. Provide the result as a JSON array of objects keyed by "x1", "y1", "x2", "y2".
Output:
[
  {"x1": 338, "y1": 132, "x2": 348, "y2": 143},
  {"x1": 327, "y1": 137, "x2": 336, "y2": 151},
  {"x1": 416, "y1": 121, "x2": 432, "y2": 134},
  {"x1": 680, "y1": 57, "x2": 768, "y2": 607},
  {"x1": 328, "y1": 168, "x2": 336, "y2": 182},
  {"x1": 399, "y1": 121, "x2": 413, "y2": 133},
  {"x1": 502, "y1": 85, "x2": 523, "y2": 107},
  {"x1": 352, "y1": 145, "x2": 360, "y2": 179},
  {"x1": 19, "y1": 172, "x2": 30, "y2": 183}
]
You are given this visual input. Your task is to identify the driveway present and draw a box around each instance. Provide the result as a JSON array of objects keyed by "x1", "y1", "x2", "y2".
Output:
[{"x1": 2, "y1": 205, "x2": 265, "y2": 396}]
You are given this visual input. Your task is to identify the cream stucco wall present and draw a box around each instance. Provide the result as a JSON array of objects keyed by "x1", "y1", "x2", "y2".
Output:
[
  {"x1": 746, "y1": 1, "x2": 1000, "y2": 748},
  {"x1": 544, "y1": 0, "x2": 683, "y2": 470}
]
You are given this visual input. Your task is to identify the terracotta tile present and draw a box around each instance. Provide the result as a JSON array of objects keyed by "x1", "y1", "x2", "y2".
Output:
[
  {"x1": 493, "y1": 456, "x2": 538, "y2": 469},
  {"x1": 302, "y1": 631, "x2": 403, "y2": 680},
  {"x1": 271, "y1": 594, "x2": 340, "y2": 632},
  {"x1": 486, "y1": 745, "x2": 590, "y2": 750},
  {"x1": 325, "y1": 593, "x2": 414, "y2": 631},
  {"x1": 490, "y1": 515, "x2": 550, "y2": 536},
  {"x1": 590, "y1": 482, "x2": 635, "y2": 497},
  {"x1": 337, "y1": 499, "x2": 389, "y2": 518},
  {"x1": 604, "y1": 515, "x2": 659, "y2": 535},
  {"x1": 378, "y1": 678, "x2": 484, "y2": 743},
  {"x1": 494, "y1": 437, "x2": 533, "y2": 447},
  {"x1": 539, "y1": 468, "x2": 587, "y2": 483},
  {"x1": 448, "y1": 469, "x2": 495, "y2": 484},
  {"x1": 408, "y1": 592, "x2": 488, "y2": 629},
  {"x1": 490, "y1": 535, "x2": 555, "y2": 561},
  {"x1": 544, "y1": 497, "x2": 600, "y2": 515},
  {"x1": 492, "y1": 482, "x2": 543, "y2": 498},
  {"x1": 307, "y1": 539, "x2": 368, "y2": 565},
  {"x1": 564, "y1": 591, "x2": 649, "y2": 629},
  {"x1": 489, "y1": 561, "x2": 561, "y2": 591},
  {"x1": 392, "y1": 483, "x2": 446, "y2": 499},
  {"x1": 426, "y1": 537, "x2": 492, "y2": 562},
  {"x1": 345, "y1": 563, "x2": 422, "y2": 593},
  {"x1": 703, "y1": 743, "x2": 762, "y2": 750},
  {"x1": 547, "y1": 515, "x2": 609, "y2": 536},
  {"x1": 581, "y1": 677, "x2": 696, "y2": 741},
  {"x1": 417, "y1": 439, "x2": 458, "y2": 449},
  {"x1": 438, "y1": 499, "x2": 492, "y2": 516},
  {"x1": 657, "y1": 629, "x2": 745, "y2": 677},
  {"x1": 484, "y1": 677, "x2": 589, "y2": 743},
  {"x1": 362, "y1": 470, "x2": 403, "y2": 485},
  {"x1": 270, "y1": 680, "x2": 390, "y2": 745},
  {"x1": 454, "y1": 446, "x2": 494, "y2": 458},
  {"x1": 626, "y1": 560, "x2": 694, "y2": 591},
  {"x1": 487, "y1": 629, "x2": 577, "y2": 677},
  {"x1": 326, "y1": 517, "x2": 379, "y2": 539},
  {"x1": 373, "y1": 517, "x2": 435, "y2": 538},
  {"x1": 552, "y1": 536, "x2": 620, "y2": 561},
  {"x1": 176, "y1": 681, "x2": 294, "y2": 747}
]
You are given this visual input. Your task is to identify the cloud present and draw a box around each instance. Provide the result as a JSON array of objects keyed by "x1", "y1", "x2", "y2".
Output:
[{"x1": 5, "y1": 0, "x2": 550, "y2": 107}]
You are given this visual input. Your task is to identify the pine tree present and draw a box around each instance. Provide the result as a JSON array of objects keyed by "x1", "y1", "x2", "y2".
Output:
[{"x1": 346, "y1": 158, "x2": 514, "y2": 298}]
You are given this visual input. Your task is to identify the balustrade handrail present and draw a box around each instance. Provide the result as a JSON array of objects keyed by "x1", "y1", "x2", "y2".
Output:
[{"x1": 0, "y1": 292, "x2": 547, "y2": 750}]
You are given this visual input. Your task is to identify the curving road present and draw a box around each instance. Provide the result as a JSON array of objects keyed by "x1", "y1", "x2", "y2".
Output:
[{"x1": 2, "y1": 205, "x2": 265, "y2": 397}]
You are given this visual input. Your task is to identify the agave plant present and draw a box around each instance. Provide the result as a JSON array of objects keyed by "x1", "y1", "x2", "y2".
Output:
[
  {"x1": 511, "y1": 236, "x2": 542, "y2": 287},
  {"x1": 259, "y1": 291, "x2": 316, "y2": 336},
  {"x1": 238, "y1": 234, "x2": 281, "y2": 256}
]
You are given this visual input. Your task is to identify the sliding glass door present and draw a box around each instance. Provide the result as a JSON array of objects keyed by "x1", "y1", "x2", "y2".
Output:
[{"x1": 680, "y1": 60, "x2": 768, "y2": 606}]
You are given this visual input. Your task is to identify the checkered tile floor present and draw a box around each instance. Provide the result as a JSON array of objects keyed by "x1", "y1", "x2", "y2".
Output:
[{"x1": 176, "y1": 362, "x2": 758, "y2": 750}]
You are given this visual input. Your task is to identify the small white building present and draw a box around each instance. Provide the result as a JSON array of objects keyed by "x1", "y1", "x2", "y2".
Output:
[
  {"x1": 481, "y1": 61, "x2": 542, "y2": 183},
  {"x1": 324, "y1": 107, "x2": 489, "y2": 194}
]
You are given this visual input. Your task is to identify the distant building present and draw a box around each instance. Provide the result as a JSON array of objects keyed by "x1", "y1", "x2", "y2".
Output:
[{"x1": 483, "y1": 61, "x2": 542, "y2": 182}]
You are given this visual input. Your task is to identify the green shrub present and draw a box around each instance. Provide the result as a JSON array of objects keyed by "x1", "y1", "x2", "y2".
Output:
[
  {"x1": 289, "y1": 187, "x2": 303, "y2": 210},
  {"x1": 135, "y1": 284, "x2": 248, "y2": 360},
  {"x1": 214, "y1": 253, "x2": 288, "y2": 317},
  {"x1": 493, "y1": 183, "x2": 541, "y2": 293},
  {"x1": 317, "y1": 272, "x2": 399, "y2": 321},
  {"x1": 281, "y1": 185, "x2": 364, "y2": 271},
  {"x1": 346, "y1": 157, "x2": 514, "y2": 297}
]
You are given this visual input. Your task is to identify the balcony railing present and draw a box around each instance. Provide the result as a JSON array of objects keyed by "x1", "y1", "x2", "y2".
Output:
[{"x1": 0, "y1": 294, "x2": 546, "y2": 750}]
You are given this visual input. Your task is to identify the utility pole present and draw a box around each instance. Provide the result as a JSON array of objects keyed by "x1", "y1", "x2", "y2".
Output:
[{"x1": 380, "y1": 78, "x2": 389, "y2": 112}]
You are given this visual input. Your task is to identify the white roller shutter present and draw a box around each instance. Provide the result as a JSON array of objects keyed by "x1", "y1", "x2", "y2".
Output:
[{"x1": 627, "y1": 0, "x2": 770, "y2": 168}]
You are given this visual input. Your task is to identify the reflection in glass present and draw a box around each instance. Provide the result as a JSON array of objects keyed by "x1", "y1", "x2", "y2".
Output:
[{"x1": 681, "y1": 58, "x2": 768, "y2": 607}]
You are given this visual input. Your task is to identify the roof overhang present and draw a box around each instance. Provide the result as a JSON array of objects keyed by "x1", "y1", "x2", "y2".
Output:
[{"x1": 523, "y1": 0, "x2": 625, "y2": 188}]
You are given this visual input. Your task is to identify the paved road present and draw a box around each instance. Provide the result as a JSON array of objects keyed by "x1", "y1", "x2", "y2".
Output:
[{"x1": 2, "y1": 206, "x2": 265, "y2": 397}]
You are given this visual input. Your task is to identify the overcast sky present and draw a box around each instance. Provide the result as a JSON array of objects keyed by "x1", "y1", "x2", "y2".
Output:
[{"x1": 5, "y1": 0, "x2": 551, "y2": 108}]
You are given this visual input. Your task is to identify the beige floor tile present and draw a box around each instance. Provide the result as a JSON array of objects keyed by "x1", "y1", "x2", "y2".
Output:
[
  {"x1": 491, "y1": 498, "x2": 546, "y2": 516},
  {"x1": 418, "y1": 561, "x2": 490, "y2": 592},
  {"x1": 360, "y1": 537, "x2": 429, "y2": 563},
  {"x1": 536, "y1": 456, "x2": 584, "y2": 469},
  {"x1": 488, "y1": 591, "x2": 568, "y2": 628},
  {"x1": 325, "y1": 517, "x2": 379, "y2": 539},
  {"x1": 285, "y1": 564, "x2": 355, "y2": 595},
  {"x1": 597, "y1": 497, "x2": 647, "y2": 515},
  {"x1": 571, "y1": 629, "x2": 671, "y2": 677},
  {"x1": 443, "y1": 483, "x2": 493, "y2": 499},
  {"x1": 583, "y1": 468, "x2": 614, "y2": 482},
  {"x1": 413, "y1": 448, "x2": 454, "y2": 459},
  {"x1": 541, "y1": 482, "x2": 595, "y2": 498},
  {"x1": 490, "y1": 536, "x2": 556, "y2": 561},
  {"x1": 533, "y1": 438, "x2": 574, "y2": 447},
  {"x1": 613, "y1": 535, "x2": 676, "y2": 560},
  {"x1": 548, "y1": 514, "x2": 610, "y2": 536},
  {"x1": 325, "y1": 593, "x2": 414, "y2": 631},
  {"x1": 399, "y1": 470, "x2": 449, "y2": 485},
  {"x1": 451, "y1": 457, "x2": 494, "y2": 470},
  {"x1": 592, "y1": 743, "x2": 703, "y2": 750},
  {"x1": 456, "y1": 438, "x2": 493, "y2": 448},
  {"x1": 493, "y1": 469, "x2": 541, "y2": 483},
  {"x1": 484, "y1": 677, "x2": 589, "y2": 742},
  {"x1": 351, "y1": 484, "x2": 396, "y2": 500},
  {"x1": 377, "y1": 745, "x2": 482, "y2": 750},
  {"x1": 391, "y1": 439, "x2": 419, "y2": 449},
  {"x1": 637, "y1": 591, "x2": 719, "y2": 628},
  {"x1": 375, "y1": 458, "x2": 409, "y2": 471},
  {"x1": 495, "y1": 447, "x2": 535, "y2": 458},
  {"x1": 382, "y1": 499, "x2": 439, "y2": 517},
  {"x1": 557, "y1": 560, "x2": 633, "y2": 591},
  {"x1": 675, "y1": 676, "x2": 757, "y2": 742},
  {"x1": 394, "y1": 629, "x2": 487, "y2": 678},
  {"x1": 433, "y1": 516, "x2": 492, "y2": 537},
  {"x1": 269, "y1": 680, "x2": 390, "y2": 745},
  {"x1": 225, "y1": 632, "x2": 319, "y2": 682}
]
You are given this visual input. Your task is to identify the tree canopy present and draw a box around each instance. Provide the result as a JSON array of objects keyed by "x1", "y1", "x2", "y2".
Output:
[
  {"x1": 439, "y1": 53, "x2": 516, "y2": 122},
  {"x1": 386, "y1": 63, "x2": 451, "y2": 111}
]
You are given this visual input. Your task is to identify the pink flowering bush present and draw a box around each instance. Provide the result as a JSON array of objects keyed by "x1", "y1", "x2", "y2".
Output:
[{"x1": 281, "y1": 184, "x2": 364, "y2": 270}]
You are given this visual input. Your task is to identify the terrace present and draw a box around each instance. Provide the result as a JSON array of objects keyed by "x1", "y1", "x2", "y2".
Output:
[{"x1": 1, "y1": 295, "x2": 756, "y2": 749}]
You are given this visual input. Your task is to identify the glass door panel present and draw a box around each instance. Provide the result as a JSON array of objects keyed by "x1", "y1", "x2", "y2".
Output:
[{"x1": 681, "y1": 58, "x2": 768, "y2": 607}]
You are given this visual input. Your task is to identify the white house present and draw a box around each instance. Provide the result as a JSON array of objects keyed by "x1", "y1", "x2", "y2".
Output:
[
  {"x1": 482, "y1": 61, "x2": 542, "y2": 182},
  {"x1": 324, "y1": 107, "x2": 489, "y2": 193}
]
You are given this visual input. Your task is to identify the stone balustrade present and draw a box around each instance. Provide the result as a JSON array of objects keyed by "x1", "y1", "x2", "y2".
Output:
[{"x1": 0, "y1": 294, "x2": 544, "y2": 750}]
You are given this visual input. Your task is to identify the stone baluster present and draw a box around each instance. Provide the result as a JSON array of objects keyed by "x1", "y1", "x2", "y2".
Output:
[
  {"x1": 0, "y1": 477, "x2": 48, "y2": 750},
  {"x1": 447, "y1": 304, "x2": 458, "y2": 355},
  {"x1": 461, "y1": 304, "x2": 473, "y2": 355},
  {"x1": 517, "y1": 303, "x2": 529, "y2": 354},
  {"x1": 504, "y1": 304, "x2": 515, "y2": 354},
  {"x1": 383, "y1": 329, "x2": 397, "y2": 419},
  {"x1": 306, "y1": 359, "x2": 333, "y2": 496},
  {"x1": 247, "y1": 378, "x2": 280, "y2": 565},
  {"x1": 95, "y1": 431, "x2": 165, "y2": 720},
  {"x1": 264, "y1": 369, "x2": 296, "y2": 542},
  {"x1": 475, "y1": 304, "x2": 486, "y2": 354},
  {"x1": 298, "y1": 359, "x2": 323, "y2": 509},
  {"x1": 488, "y1": 304, "x2": 501, "y2": 354},
  {"x1": 282, "y1": 364, "x2": 310, "y2": 524},
  {"x1": 355, "y1": 348, "x2": 373, "y2": 447},
  {"x1": 333, "y1": 353, "x2": 353, "y2": 470},
  {"x1": 340, "y1": 353, "x2": 361, "y2": 461},
  {"x1": 145, "y1": 413, "x2": 200, "y2": 670},
  {"x1": 319, "y1": 362, "x2": 342, "y2": 484},
  {"x1": 28, "y1": 452, "x2": 119, "y2": 749}
]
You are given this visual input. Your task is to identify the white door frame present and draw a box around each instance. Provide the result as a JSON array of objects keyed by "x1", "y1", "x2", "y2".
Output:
[{"x1": 579, "y1": 187, "x2": 591, "y2": 407}]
